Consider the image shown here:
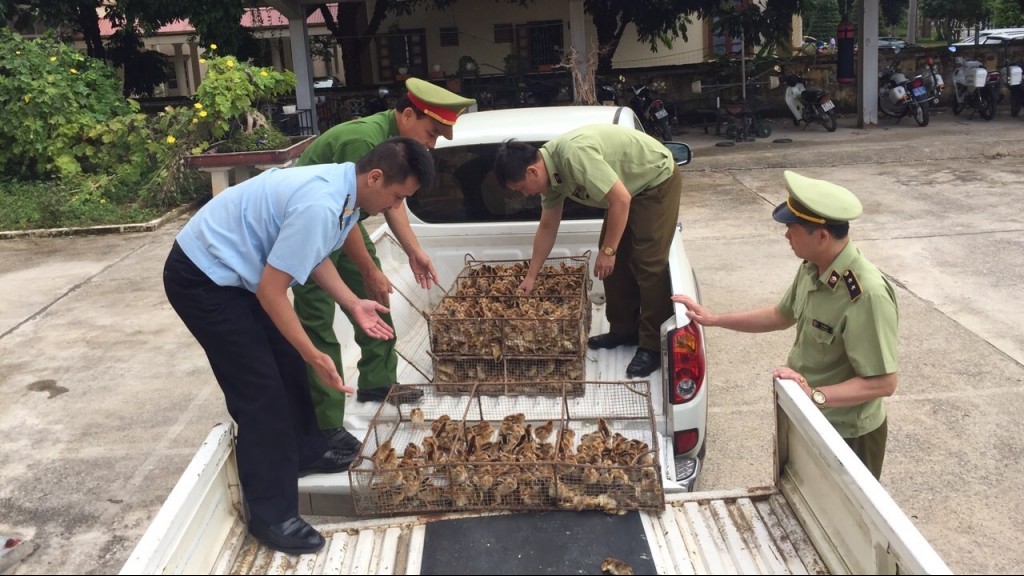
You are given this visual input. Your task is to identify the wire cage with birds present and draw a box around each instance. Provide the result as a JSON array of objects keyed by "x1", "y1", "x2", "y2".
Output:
[
  {"x1": 427, "y1": 254, "x2": 592, "y2": 392},
  {"x1": 349, "y1": 380, "x2": 664, "y2": 517}
]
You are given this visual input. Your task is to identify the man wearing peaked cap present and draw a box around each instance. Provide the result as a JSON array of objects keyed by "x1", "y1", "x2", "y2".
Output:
[
  {"x1": 292, "y1": 79, "x2": 476, "y2": 455},
  {"x1": 672, "y1": 169, "x2": 899, "y2": 480}
]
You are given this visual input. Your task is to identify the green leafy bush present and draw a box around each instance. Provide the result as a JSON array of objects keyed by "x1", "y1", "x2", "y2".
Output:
[{"x1": 0, "y1": 29, "x2": 136, "y2": 179}]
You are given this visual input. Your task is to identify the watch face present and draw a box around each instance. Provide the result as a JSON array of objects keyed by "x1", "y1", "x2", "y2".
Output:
[{"x1": 812, "y1": 389, "x2": 826, "y2": 406}]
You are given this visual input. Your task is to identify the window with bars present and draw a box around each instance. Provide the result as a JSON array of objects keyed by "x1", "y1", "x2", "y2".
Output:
[
  {"x1": 440, "y1": 27, "x2": 459, "y2": 47},
  {"x1": 375, "y1": 28, "x2": 428, "y2": 80},
  {"x1": 494, "y1": 23, "x2": 513, "y2": 44}
]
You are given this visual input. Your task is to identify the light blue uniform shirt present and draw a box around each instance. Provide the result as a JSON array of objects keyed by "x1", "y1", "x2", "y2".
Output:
[{"x1": 176, "y1": 163, "x2": 360, "y2": 293}]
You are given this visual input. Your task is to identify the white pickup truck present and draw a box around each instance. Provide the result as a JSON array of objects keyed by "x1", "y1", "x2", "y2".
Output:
[{"x1": 121, "y1": 106, "x2": 950, "y2": 574}]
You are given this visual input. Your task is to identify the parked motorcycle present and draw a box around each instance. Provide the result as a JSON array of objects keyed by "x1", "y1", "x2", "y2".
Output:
[
  {"x1": 781, "y1": 72, "x2": 838, "y2": 132},
  {"x1": 624, "y1": 78, "x2": 673, "y2": 141},
  {"x1": 920, "y1": 56, "x2": 945, "y2": 106},
  {"x1": 949, "y1": 46, "x2": 998, "y2": 120},
  {"x1": 997, "y1": 44, "x2": 1023, "y2": 117},
  {"x1": 878, "y1": 58, "x2": 930, "y2": 126},
  {"x1": 1004, "y1": 62, "x2": 1023, "y2": 117}
]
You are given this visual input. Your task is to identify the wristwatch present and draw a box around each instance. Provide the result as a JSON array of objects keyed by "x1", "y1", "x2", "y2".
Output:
[
  {"x1": 601, "y1": 245, "x2": 617, "y2": 256},
  {"x1": 811, "y1": 388, "x2": 827, "y2": 407}
]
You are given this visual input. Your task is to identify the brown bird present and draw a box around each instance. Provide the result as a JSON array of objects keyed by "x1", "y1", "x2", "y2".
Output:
[
  {"x1": 601, "y1": 557, "x2": 634, "y2": 575},
  {"x1": 534, "y1": 419, "x2": 555, "y2": 444}
]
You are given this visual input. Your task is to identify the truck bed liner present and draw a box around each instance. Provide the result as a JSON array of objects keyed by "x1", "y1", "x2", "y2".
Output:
[{"x1": 219, "y1": 489, "x2": 824, "y2": 575}]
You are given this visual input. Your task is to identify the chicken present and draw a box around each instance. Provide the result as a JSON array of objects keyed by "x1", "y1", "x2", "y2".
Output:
[{"x1": 601, "y1": 557, "x2": 634, "y2": 575}]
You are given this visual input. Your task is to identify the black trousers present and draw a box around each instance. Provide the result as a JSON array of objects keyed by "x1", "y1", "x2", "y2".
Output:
[{"x1": 163, "y1": 242, "x2": 327, "y2": 525}]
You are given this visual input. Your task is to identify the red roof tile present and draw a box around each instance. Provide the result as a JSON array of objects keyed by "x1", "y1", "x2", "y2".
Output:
[{"x1": 97, "y1": 3, "x2": 339, "y2": 38}]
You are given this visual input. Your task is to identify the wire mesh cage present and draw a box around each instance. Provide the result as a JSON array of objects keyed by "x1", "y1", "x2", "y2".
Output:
[
  {"x1": 427, "y1": 254, "x2": 592, "y2": 387},
  {"x1": 349, "y1": 381, "x2": 664, "y2": 517}
]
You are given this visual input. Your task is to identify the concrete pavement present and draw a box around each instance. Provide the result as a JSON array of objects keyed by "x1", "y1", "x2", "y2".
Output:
[{"x1": 1, "y1": 108, "x2": 1023, "y2": 574}]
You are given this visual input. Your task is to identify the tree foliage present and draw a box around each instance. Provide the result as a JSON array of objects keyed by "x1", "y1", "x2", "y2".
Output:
[{"x1": 920, "y1": 0, "x2": 989, "y2": 40}]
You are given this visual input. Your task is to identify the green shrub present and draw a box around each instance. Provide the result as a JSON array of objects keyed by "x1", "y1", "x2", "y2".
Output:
[{"x1": 0, "y1": 30, "x2": 133, "y2": 179}]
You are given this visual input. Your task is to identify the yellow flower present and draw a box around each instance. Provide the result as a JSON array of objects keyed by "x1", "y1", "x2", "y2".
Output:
[
  {"x1": 100, "y1": 199, "x2": 107, "y2": 205},
  {"x1": 199, "y1": 110, "x2": 208, "y2": 118},
  {"x1": 199, "y1": 58, "x2": 206, "y2": 64},
  {"x1": 226, "y1": 59, "x2": 235, "y2": 67},
  {"x1": 260, "y1": 70, "x2": 268, "y2": 77},
  {"x1": 210, "y1": 43, "x2": 217, "y2": 50},
  {"x1": 70, "y1": 68, "x2": 78, "y2": 74},
  {"x1": 23, "y1": 95, "x2": 30, "y2": 103},
  {"x1": 193, "y1": 102, "x2": 203, "y2": 109},
  {"x1": 16, "y1": 50, "x2": 21, "y2": 55},
  {"x1": 192, "y1": 118, "x2": 198, "y2": 124},
  {"x1": 166, "y1": 135, "x2": 177, "y2": 144},
  {"x1": 49, "y1": 56, "x2": 57, "y2": 62}
]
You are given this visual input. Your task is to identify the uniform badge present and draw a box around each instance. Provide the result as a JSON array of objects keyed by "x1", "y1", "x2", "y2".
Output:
[
  {"x1": 826, "y1": 270, "x2": 841, "y2": 291},
  {"x1": 843, "y1": 270, "x2": 862, "y2": 301},
  {"x1": 812, "y1": 319, "x2": 834, "y2": 334}
]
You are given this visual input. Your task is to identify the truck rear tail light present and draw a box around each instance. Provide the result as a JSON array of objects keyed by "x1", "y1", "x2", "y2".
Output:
[
  {"x1": 674, "y1": 429, "x2": 699, "y2": 454},
  {"x1": 667, "y1": 323, "x2": 705, "y2": 404}
]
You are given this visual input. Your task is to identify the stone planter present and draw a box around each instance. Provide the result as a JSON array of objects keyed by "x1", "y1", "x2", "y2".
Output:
[{"x1": 184, "y1": 135, "x2": 315, "y2": 196}]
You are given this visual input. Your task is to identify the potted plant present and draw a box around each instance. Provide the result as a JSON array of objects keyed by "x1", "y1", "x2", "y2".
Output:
[
  {"x1": 458, "y1": 55, "x2": 478, "y2": 77},
  {"x1": 177, "y1": 49, "x2": 314, "y2": 194}
]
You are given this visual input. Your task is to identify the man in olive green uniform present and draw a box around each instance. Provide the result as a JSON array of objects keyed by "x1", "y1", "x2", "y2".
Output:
[
  {"x1": 493, "y1": 124, "x2": 682, "y2": 379},
  {"x1": 672, "y1": 170, "x2": 899, "y2": 479},
  {"x1": 293, "y1": 78, "x2": 475, "y2": 455}
]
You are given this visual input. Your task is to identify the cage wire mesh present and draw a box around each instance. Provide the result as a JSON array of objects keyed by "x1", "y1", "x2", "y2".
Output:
[
  {"x1": 349, "y1": 381, "x2": 664, "y2": 517},
  {"x1": 427, "y1": 255, "x2": 592, "y2": 389}
]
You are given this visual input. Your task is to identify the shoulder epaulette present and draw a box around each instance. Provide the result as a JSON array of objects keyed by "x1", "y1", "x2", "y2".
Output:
[{"x1": 843, "y1": 270, "x2": 861, "y2": 301}]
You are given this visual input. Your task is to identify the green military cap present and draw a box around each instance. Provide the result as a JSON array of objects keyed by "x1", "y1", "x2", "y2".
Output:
[
  {"x1": 405, "y1": 77, "x2": 476, "y2": 139},
  {"x1": 772, "y1": 170, "x2": 863, "y2": 225}
]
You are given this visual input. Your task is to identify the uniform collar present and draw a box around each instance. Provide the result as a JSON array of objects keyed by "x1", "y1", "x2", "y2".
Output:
[
  {"x1": 538, "y1": 147, "x2": 560, "y2": 191},
  {"x1": 810, "y1": 241, "x2": 858, "y2": 289}
]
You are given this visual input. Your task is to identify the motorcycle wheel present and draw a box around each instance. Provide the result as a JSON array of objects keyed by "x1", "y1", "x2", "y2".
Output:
[
  {"x1": 725, "y1": 125, "x2": 739, "y2": 139},
  {"x1": 658, "y1": 118, "x2": 672, "y2": 141},
  {"x1": 913, "y1": 101, "x2": 930, "y2": 127},
  {"x1": 979, "y1": 90, "x2": 996, "y2": 120},
  {"x1": 878, "y1": 83, "x2": 900, "y2": 117},
  {"x1": 821, "y1": 109, "x2": 838, "y2": 132},
  {"x1": 1012, "y1": 91, "x2": 1022, "y2": 117},
  {"x1": 755, "y1": 123, "x2": 772, "y2": 138}
]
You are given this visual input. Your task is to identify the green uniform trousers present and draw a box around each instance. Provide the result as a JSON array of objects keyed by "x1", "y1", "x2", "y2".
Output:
[
  {"x1": 844, "y1": 417, "x2": 887, "y2": 480},
  {"x1": 599, "y1": 165, "x2": 683, "y2": 351},
  {"x1": 292, "y1": 221, "x2": 397, "y2": 429}
]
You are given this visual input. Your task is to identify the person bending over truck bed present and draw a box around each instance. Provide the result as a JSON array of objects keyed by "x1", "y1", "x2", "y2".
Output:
[
  {"x1": 162, "y1": 137, "x2": 434, "y2": 555},
  {"x1": 292, "y1": 78, "x2": 476, "y2": 456},
  {"x1": 672, "y1": 170, "x2": 898, "y2": 479},
  {"x1": 493, "y1": 124, "x2": 682, "y2": 379}
]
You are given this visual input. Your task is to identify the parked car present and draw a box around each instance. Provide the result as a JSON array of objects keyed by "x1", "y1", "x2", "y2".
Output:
[
  {"x1": 313, "y1": 75, "x2": 343, "y2": 88},
  {"x1": 954, "y1": 28, "x2": 1024, "y2": 46},
  {"x1": 879, "y1": 37, "x2": 910, "y2": 50}
]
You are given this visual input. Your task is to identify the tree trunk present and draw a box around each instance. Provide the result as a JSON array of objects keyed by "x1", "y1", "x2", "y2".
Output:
[{"x1": 76, "y1": 1, "x2": 105, "y2": 59}]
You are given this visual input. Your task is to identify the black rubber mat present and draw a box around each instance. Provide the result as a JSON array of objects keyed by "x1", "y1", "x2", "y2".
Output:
[{"x1": 420, "y1": 510, "x2": 657, "y2": 575}]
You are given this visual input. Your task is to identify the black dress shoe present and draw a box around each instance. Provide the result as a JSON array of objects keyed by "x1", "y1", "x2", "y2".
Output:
[
  {"x1": 324, "y1": 426, "x2": 362, "y2": 453},
  {"x1": 626, "y1": 348, "x2": 661, "y2": 378},
  {"x1": 249, "y1": 516, "x2": 325, "y2": 555},
  {"x1": 588, "y1": 331, "x2": 641, "y2": 350},
  {"x1": 299, "y1": 448, "x2": 356, "y2": 477},
  {"x1": 356, "y1": 383, "x2": 424, "y2": 405}
]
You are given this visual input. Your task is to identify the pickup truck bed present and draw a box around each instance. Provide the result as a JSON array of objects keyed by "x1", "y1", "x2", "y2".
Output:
[
  {"x1": 297, "y1": 226, "x2": 689, "y2": 514},
  {"x1": 121, "y1": 378, "x2": 949, "y2": 575},
  {"x1": 214, "y1": 490, "x2": 826, "y2": 575}
]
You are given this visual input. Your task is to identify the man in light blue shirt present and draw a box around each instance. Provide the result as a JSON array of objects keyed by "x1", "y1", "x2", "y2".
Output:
[{"x1": 163, "y1": 137, "x2": 434, "y2": 556}]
